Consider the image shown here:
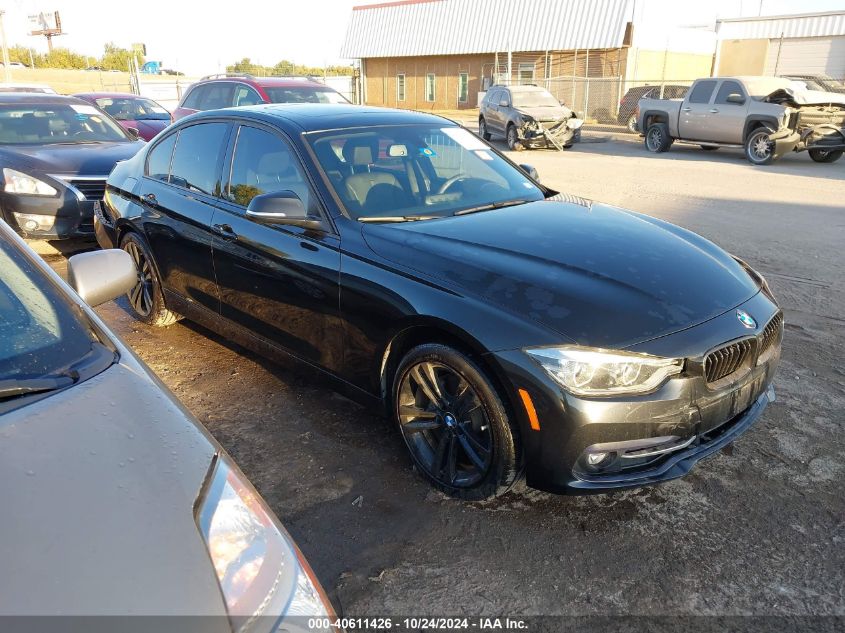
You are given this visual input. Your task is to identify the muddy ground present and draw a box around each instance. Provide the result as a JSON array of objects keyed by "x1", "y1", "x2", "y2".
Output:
[{"x1": 37, "y1": 134, "x2": 844, "y2": 623}]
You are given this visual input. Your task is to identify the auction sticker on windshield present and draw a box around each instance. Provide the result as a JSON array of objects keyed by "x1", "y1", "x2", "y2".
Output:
[{"x1": 442, "y1": 127, "x2": 487, "y2": 150}]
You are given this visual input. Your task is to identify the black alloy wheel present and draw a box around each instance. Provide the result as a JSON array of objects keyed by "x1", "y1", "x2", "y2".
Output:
[
  {"x1": 393, "y1": 344, "x2": 521, "y2": 500},
  {"x1": 121, "y1": 232, "x2": 181, "y2": 327}
]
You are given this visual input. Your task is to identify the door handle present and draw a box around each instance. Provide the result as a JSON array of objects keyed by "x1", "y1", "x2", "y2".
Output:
[
  {"x1": 212, "y1": 223, "x2": 238, "y2": 241},
  {"x1": 709, "y1": 108, "x2": 719, "y2": 113},
  {"x1": 143, "y1": 193, "x2": 159, "y2": 207},
  {"x1": 682, "y1": 107, "x2": 692, "y2": 112}
]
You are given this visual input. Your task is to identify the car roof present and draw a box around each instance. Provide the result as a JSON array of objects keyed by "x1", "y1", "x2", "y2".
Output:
[
  {"x1": 0, "y1": 93, "x2": 92, "y2": 106},
  {"x1": 498, "y1": 84, "x2": 548, "y2": 93},
  {"x1": 188, "y1": 103, "x2": 454, "y2": 133},
  {"x1": 74, "y1": 92, "x2": 149, "y2": 99},
  {"x1": 197, "y1": 76, "x2": 331, "y2": 89}
]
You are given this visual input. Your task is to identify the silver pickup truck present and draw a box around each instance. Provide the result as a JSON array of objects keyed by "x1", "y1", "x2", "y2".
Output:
[{"x1": 636, "y1": 76, "x2": 845, "y2": 165}]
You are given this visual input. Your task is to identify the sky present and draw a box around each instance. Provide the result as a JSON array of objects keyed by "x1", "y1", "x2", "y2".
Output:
[{"x1": 1, "y1": 0, "x2": 844, "y2": 75}]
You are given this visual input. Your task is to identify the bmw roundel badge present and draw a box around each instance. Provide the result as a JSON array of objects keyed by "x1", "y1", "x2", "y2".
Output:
[{"x1": 736, "y1": 309, "x2": 757, "y2": 329}]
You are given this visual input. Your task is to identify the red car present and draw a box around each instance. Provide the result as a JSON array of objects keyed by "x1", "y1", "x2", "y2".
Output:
[
  {"x1": 74, "y1": 92, "x2": 173, "y2": 141},
  {"x1": 172, "y1": 74, "x2": 349, "y2": 121}
]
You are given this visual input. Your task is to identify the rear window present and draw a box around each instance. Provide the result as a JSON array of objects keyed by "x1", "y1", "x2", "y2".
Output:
[{"x1": 688, "y1": 80, "x2": 717, "y2": 104}]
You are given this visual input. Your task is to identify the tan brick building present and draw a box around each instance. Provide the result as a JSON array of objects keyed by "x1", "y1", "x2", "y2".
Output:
[{"x1": 340, "y1": 0, "x2": 716, "y2": 117}]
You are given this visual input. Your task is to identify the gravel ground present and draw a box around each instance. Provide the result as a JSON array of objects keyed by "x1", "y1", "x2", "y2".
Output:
[{"x1": 34, "y1": 134, "x2": 844, "y2": 623}]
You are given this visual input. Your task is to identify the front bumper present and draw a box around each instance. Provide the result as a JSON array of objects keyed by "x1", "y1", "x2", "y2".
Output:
[
  {"x1": 491, "y1": 292, "x2": 781, "y2": 494},
  {"x1": 0, "y1": 189, "x2": 97, "y2": 240},
  {"x1": 519, "y1": 123, "x2": 581, "y2": 148},
  {"x1": 770, "y1": 128, "x2": 801, "y2": 158}
]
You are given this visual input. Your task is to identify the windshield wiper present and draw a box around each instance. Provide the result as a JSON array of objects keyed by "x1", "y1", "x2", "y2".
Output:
[
  {"x1": 358, "y1": 215, "x2": 441, "y2": 223},
  {"x1": 454, "y1": 199, "x2": 532, "y2": 216},
  {"x1": 0, "y1": 372, "x2": 78, "y2": 401}
]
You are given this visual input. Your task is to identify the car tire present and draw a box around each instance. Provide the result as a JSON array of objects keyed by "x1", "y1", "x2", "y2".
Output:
[
  {"x1": 644, "y1": 122, "x2": 672, "y2": 153},
  {"x1": 700, "y1": 145, "x2": 718, "y2": 151},
  {"x1": 626, "y1": 115, "x2": 638, "y2": 134},
  {"x1": 745, "y1": 127, "x2": 776, "y2": 165},
  {"x1": 121, "y1": 232, "x2": 181, "y2": 327},
  {"x1": 392, "y1": 343, "x2": 522, "y2": 500},
  {"x1": 478, "y1": 117, "x2": 492, "y2": 141},
  {"x1": 506, "y1": 124, "x2": 523, "y2": 151},
  {"x1": 808, "y1": 148, "x2": 843, "y2": 163}
]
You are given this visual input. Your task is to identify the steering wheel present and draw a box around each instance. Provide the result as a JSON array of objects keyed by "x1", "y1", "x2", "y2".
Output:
[{"x1": 437, "y1": 175, "x2": 470, "y2": 195}]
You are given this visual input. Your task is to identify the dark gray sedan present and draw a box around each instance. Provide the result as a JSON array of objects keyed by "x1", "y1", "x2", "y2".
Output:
[{"x1": 0, "y1": 221, "x2": 334, "y2": 631}]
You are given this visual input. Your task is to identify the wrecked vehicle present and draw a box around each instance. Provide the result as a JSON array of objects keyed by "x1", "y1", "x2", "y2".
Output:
[
  {"x1": 636, "y1": 76, "x2": 845, "y2": 165},
  {"x1": 479, "y1": 84, "x2": 583, "y2": 151}
]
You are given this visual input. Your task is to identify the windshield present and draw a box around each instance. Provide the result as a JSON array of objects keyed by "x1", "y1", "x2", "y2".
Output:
[
  {"x1": 511, "y1": 90, "x2": 560, "y2": 108},
  {"x1": 0, "y1": 103, "x2": 130, "y2": 144},
  {"x1": 307, "y1": 124, "x2": 545, "y2": 220},
  {"x1": 94, "y1": 96, "x2": 171, "y2": 121},
  {"x1": 0, "y1": 236, "x2": 110, "y2": 410},
  {"x1": 264, "y1": 87, "x2": 349, "y2": 104}
]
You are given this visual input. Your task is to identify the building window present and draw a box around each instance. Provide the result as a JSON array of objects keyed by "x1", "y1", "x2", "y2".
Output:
[
  {"x1": 397, "y1": 73, "x2": 406, "y2": 102},
  {"x1": 518, "y1": 63, "x2": 535, "y2": 84},
  {"x1": 458, "y1": 72, "x2": 469, "y2": 104},
  {"x1": 425, "y1": 73, "x2": 436, "y2": 102}
]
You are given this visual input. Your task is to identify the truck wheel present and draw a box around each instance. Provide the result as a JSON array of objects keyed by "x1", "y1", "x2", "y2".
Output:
[
  {"x1": 626, "y1": 115, "x2": 638, "y2": 133},
  {"x1": 506, "y1": 124, "x2": 524, "y2": 151},
  {"x1": 745, "y1": 128, "x2": 775, "y2": 165},
  {"x1": 644, "y1": 123, "x2": 672, "y2": 153},
  {"x1": 808, "y1": 149, "x2": 843, "y2": 163},
  {"x1": 478, "y1": 117, "x2": 492, "y2": 141}
]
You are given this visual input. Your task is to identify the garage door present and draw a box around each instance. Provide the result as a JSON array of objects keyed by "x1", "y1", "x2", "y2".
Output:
[{"x1": 765, "y1": 36, "x2": 845, "y2": 77}]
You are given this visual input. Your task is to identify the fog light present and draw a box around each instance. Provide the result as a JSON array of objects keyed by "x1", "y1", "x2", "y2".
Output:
[
  {"x1": 587, "y1": 451, "x2": 609, "y2": 465},
  {"x1": 13, "y1": 212, "x2": 56, "y2": 232}
]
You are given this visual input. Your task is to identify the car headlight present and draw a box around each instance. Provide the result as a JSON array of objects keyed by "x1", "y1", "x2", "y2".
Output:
[
  {"x1": 197, "y1": 456, "x2": 334, "y2": 631},
  {"x1": 566, "y1": 117, "x2": 584, "y2": 130},
  {"x1": 2, "y1": 168, "x2": 58, "y2": 196},
  {"x1": 526, "y1": 346, "x2": 683, "y2": 396}
]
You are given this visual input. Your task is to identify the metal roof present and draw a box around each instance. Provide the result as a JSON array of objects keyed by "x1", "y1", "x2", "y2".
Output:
[
  {"x1": 716, "y1": 10, "x2": 845, "y2": 40},
  {"x1": 340, "y1": 0, "x2": 634, "y2": 58}
]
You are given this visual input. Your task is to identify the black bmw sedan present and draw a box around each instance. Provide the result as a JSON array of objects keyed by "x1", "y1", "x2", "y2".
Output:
[
  {"x1": 96, "y1": 104, "x2": 782, "y2": 500},
  {"x1": 0, "y1": 93, "x2": 145, "y2": 239}
]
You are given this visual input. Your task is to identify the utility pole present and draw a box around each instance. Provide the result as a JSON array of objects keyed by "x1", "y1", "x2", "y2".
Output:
[{"x1": 1, "y1": 10, "x2": 12, "y2": 83}]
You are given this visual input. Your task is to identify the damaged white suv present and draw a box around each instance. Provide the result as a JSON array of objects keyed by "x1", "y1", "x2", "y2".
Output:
[{"x1": 479, "y1": 84, "x2": 583, "y2": 151}]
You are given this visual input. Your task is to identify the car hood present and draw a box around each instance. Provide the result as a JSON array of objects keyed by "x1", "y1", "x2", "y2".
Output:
[
  {"x1": 515, "y1": 105, "x2": 573, "y2": 122},
  {"x1": 361, "y1": 199, "x2": 759, "y2": 348},
  {"x1": 0, "y1": 360, "x2": 228, "y2": 622},
  {"x1": 0, "y1": 140, "x2": 145, "y2": 176},
  {"x1": 121, "y1": 118, "x2": 170, "y2": 140}
]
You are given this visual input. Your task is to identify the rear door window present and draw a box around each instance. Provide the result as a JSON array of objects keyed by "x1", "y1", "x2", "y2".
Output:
[
  {"x1": 168, "y1": 123, "x2": 229, "y2": 195},
  {"x1": 198, "y1": 83, "x2": 235, "y2": 110},
  {"x1": 688, "y1": 80, "x2": 717, "y2": 104},
  {"x1": 146, "y1": 132, "x2": 177, "y2": 181}
]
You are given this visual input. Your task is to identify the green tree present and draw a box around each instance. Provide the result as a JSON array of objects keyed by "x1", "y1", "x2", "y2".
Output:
[{"x1": 100, "y1": 42, "x2": 145, "y2": 72}]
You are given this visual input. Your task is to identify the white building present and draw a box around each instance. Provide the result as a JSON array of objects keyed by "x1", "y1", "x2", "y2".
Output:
[{"x1": 715, "y1": 10, "x2": 845, "y2": 79}]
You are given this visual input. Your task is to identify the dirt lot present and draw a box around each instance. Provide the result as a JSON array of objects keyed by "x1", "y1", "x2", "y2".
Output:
[{"x1": 37, "y1": 134, "x2": 844, "y2": 624}]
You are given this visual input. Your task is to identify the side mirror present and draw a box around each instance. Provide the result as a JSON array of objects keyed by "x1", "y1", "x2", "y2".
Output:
[
  {"x1": 125, "y1": 126, "x2": 140, "y2": 139},
  {"x1": 67, "y1": 249, "x2": 137, "y2": 307},
  {"x1": 499, "y1": 99, "x2": 509, "y2": 108},
  {"x1": 245, "y1": 190, "x2": 323, "y2": 230},
  {"x1": 726, "y1": 93, "x2": 745, "y2": 105},
  {"x1": 519, "y1": 164, "x2": 539, "y2": 181}
]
